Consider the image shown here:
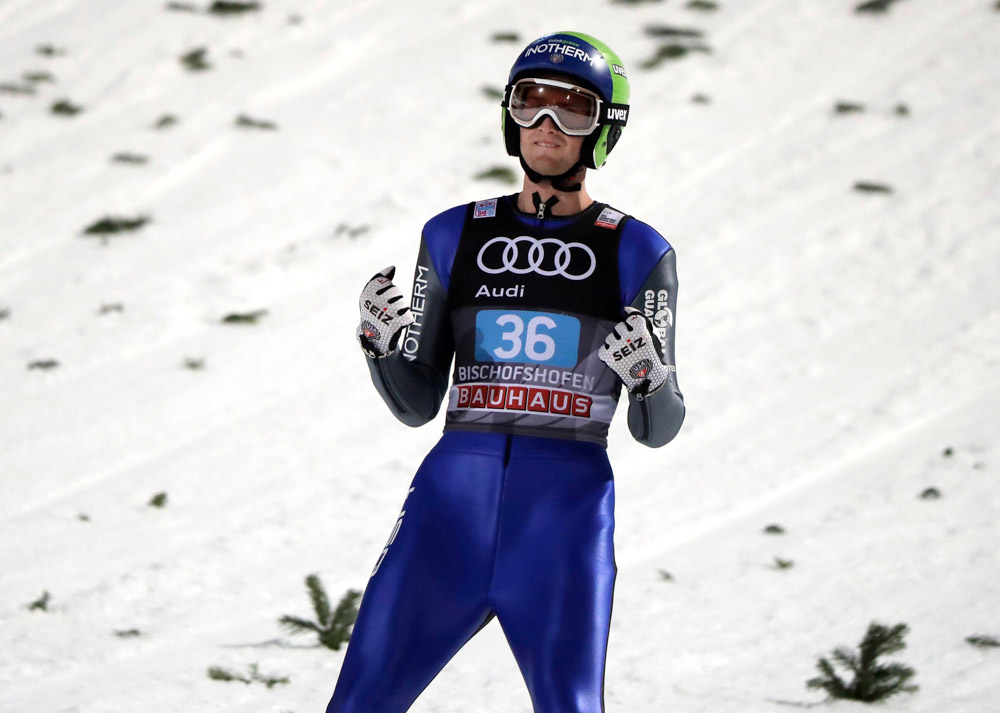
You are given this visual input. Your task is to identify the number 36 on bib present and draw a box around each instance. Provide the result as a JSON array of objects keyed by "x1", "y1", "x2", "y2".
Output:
[{"x1": 474, "y1": 310, "x2": 580, "y2": 368}]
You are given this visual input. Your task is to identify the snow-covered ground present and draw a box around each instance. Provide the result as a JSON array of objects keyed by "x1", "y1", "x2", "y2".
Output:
[{"x1": 1, "y1": 1, "x2": 998, "y2": 711}]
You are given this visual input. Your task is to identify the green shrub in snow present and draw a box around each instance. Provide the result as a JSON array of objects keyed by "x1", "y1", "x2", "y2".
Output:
[
  {"x1": 489, "y1": 32, "x2": 520, "y2": 43},
  {"x1": 966, "y1": 635, "x2": 1000, "y2": 648},
  {"x1": 83, "y1": 215, "x2": 150, "y2": 236},
  {"x1": 221, "y1": 309, "x2": 268, "y2": 324},
  {"x1": 834, "y1": 101, "x2": 866, "y2": 114},
  {"x1": 111, "y1": 152, "x2": 150, "y2": 165},
  {"x1": 772, "y1": 557, "x2": 794, "y2": 570},
  {"x1": 36, "y1": 44, "x2": 67, "y2": 58},
  {"x1": 28, "y1": 591, "x2": 52, "y2": 611},
  {"x1": 474, "y1": 166, "x2": 518, "y2": 185},
  {"x1": 180, "y1": 47, "x2": 211, "y2": 72},
  {"x1": 279, "y1": 575, "x2": 361, "y2": 651},
  {"x1": 235, "y1": 114, "x2": 278, "y2": 130},
  {"x1": 853, "y1": 181, "x2": 893, "y2": 195},
  {"x1": 207, "y1": 1, "x2": 262, "y2": 16},
  {"x1": 807, "y1": 622, "x2": 918, "y2": 702},
  {"x1": 154, "y1": 114, "x2": 180, "y2": 129},
  {"x1": 51, "y1": 99, "x2": 83, "y2": 116},
  {"x1": 208, "y1": 663, "x2": 289, "y2": 688},
  {"x1": 854, "y1": 0, "x2": 902, "y2": 15}
]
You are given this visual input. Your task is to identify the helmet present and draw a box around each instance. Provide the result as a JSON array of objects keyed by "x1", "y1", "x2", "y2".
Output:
[{"x1": 501, "y1": 32, "x2": 630, "y2": 173}]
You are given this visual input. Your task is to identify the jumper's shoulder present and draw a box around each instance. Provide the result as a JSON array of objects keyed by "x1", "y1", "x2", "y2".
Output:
[
  {"x1": 617, "y1": 214, "x2": 675, "y2": 307},
  {"x1": 420, "y1": 203, "x2": 469, "y2": 293},
  {"x1": 619, "y1": 215, "x2": 673, "y2": 261}
]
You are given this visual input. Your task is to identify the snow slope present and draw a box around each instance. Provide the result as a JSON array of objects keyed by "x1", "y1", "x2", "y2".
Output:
[{"x1": 1, "y1": 1, "x2": 998, "y2": 711}]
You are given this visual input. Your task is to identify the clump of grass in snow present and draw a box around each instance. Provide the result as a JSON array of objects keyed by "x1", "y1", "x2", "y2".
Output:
[
  {"x1": 807, "y1": 622, "x2": 918, "y2": 702},
  {"x1": 183, "y1": 357, "x2": 206, "y2": 370},
  {"x1": 235, "y1": 114, "x2": 278, "y2": 130},
  {"x1": 639, "y1": 26, "x2": 712, "y2": 69},
  {"x1": 51, "y1": 99, "x2": 83, "y2": 116},
  {"x1": 640, "y1": 43, "x2": 712, "y2": 68},
  {"x1": 966, "y1": 635, "x2": 1000, "y2": 648},
  {"x1": 475, "y1": 166, "x2": 518, "y2": 184},
  {"x1": 764, "y1": 524, "x2": 785, "y2": 535},
  {"x1": 279, "y1": 575, "x2": 361, "y2": 651},
  {"x1": 334, "y1": 223, "x2": 370, "y2": 239},
  {"x1": 644, "y1": 25, "x2": 705, "y2": 39},
  {"x1": 854, "y1": 0, "x2": 903, "y2": 15},
  {"x1": 148, "y1": 492, "x2": 168, "y2": 508},
  {"x1": 83, "y1": 215, "x2": 150, "y2": 236},
  {"x1": 154, "y1": 114, "x2": 179, "y2": 130},
  {"x1": 207, "y1": 1, "x2": 262, "y2": 16},
  {"x1": 221, "y1": 309, "x2": 268, "y2": 324},
  {"x1": 834, "y1": 101, "x2": 866, "y2": 114},
  {"x1": 165, "y1": 2, "x2": 199, "y2": 12},
  {"x1": 853, "y1": 181, "x2": 893, "y2": 195},
  {"x1": 687, "y1": 0, "x2": 719, "y2": 11},
  {"x1": 481, "y1": 85, "x2": 504, "y2": 101},
  {"x1": 36, "y1": 44, "x2": 67, "y2": 58},
  {"x1": 490, "y1": 31, "x2": 520, "y2": 43},
  {"x1": 920, "y1": 487, "x2": 942, "y2": 500},
  {"x1": 23, "y1": 70, "x2": 55, "y2": 84},
  {"x1": 0, "y1": 82, "x2": 36, "y2": 96},
  {"x1": 0, "y1": 306, "x2": 10, "y2": 321},
  {"x1": 611, "y1": 0, "x2": 664, "y2": 5},
  {"x1": 28, "y1": 591, "x2": 52, "y2": 611},
  {"x1": 772, "y1": 557, "x2": 794, "y2": 570},
  {"x1": 111, "y1": 153, "x2": 150, "y2": 165},
  {"x1": 114, "y1": 629, "x2": 143, "y2": 638},
  {"x1": 208, "y1": 664, "x2": 289, "y2": 688},
  {"x1": 28, "y1": 359, "x2": 59, "y2": 371},
  {"x1": 180, "y1": 47, "x2": 211, "y2": 72},
  {"x1": 895, "y1": 103, "x2": 910, "y2": 117}
]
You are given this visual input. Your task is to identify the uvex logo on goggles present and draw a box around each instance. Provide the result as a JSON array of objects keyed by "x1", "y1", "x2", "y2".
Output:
[{"x1": 504, "y1": 78, "x2": 628, "y2": 136}]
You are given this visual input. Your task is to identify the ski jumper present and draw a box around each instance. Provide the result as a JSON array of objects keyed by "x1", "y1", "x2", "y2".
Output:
[{"x1": 328, "y1": 194, "x2": 684, "y2": 713}]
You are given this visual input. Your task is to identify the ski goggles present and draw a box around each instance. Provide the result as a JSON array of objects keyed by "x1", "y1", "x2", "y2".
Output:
[{"x1": 504, "y1": 77, "x2": 609, "y2": 136}]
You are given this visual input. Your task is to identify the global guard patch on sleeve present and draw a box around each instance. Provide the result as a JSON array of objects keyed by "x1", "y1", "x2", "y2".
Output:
[
  {"x1": 595, "y1": 207, "x2": 624, "y2": 229},
  {"x1": 474, "y1": 198, "x2": 498, "y2": 219}
]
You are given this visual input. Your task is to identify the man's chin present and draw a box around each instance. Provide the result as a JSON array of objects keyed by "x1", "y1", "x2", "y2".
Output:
[{"x1": 524, "y1": 156, "x2": 575, "y2": 178}]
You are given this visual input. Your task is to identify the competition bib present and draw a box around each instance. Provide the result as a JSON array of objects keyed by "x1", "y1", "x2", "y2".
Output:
[{"x1": 444, "y1": 198, "x2": 629, "y2": 445}]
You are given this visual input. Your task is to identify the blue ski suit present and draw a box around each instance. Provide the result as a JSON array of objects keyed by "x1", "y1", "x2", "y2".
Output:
[{"x1": 327, "y1": 194, "x2": 685, "y2": 713}]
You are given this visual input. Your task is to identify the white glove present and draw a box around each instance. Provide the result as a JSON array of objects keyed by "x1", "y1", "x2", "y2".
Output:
[
  {"x1": 598, "y1": 307, "x2": 669, "y2": 396},
  {"x1": 356, "y1": 266, "x2": 415, "y2": 358}
]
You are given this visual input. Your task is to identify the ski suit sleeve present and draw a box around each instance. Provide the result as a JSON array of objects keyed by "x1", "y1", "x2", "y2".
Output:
[
  {"x1": 362, "y1": 215, "x2": 459, "y2": 427},
  {"x1": 619, "y1": 221, "x2": 686, "y2": 448}
]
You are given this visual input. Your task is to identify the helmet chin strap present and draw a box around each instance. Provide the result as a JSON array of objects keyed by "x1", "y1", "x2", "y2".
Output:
[{"x1": 519, "y1": 154, "x2": 585, "y2": 193}]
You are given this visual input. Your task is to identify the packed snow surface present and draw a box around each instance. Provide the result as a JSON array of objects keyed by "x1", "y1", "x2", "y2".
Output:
[{"x1": 1, "y1": 1, "x2": 998, "y2": 712}]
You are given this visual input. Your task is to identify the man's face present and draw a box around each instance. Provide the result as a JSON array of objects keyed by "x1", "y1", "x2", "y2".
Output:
[{"x1": 519, "y1": 117, "x2": 586, "y2": 177}]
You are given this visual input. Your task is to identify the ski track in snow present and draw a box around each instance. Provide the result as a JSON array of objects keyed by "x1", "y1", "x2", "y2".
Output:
[{"x1": 1, "y1": 1, "x2": 999, "y2": 712}]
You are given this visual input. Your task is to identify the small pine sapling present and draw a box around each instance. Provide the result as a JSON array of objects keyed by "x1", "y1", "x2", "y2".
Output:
[
  {"x1": 279, "y1": 574, "x2": 361, "y2": 651},
  {"x1": 807, "y1": 622, "x2": 918, "y2": 702}
]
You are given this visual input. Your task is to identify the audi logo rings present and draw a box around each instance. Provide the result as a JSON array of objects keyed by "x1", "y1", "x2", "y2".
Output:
[{"x1": 477, "y1": 236, "x2": 596, "y2": 281}]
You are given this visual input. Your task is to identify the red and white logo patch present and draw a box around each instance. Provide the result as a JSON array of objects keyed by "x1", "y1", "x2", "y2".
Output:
[
  {"x1": 455, "y1": 384, "x2": 592, "y2": 419},
  {"x1": 474, "y1": 199, "x2": 498, "y2": 219},
  {"x1": 595, "y1": 207, "x2": 624, "y2": 229}
]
